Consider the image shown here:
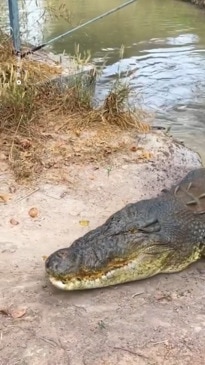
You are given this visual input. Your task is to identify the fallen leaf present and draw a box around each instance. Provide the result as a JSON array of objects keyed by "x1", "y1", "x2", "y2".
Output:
[
  {"x1": 10, "y1": 218, "x2": 19, "y2": 226},
  {"x1": 42, "y1": 255, "x2": 48, "y2": 261},
  {"x1": 28, "y1": 207, "x2": 38, "y2": 218},
  {"x1": 0, "y1": 307, "x2": 27, "y2": 318},
  {"x1": 0, "y1": 194, "x2": 11, "y2": 203},
  {"x1": 10, "y1": 308, "x2": 27, "y2": 319},
  {"x1": 79, "y1": 220, "x2": 90, "y2": 227}
]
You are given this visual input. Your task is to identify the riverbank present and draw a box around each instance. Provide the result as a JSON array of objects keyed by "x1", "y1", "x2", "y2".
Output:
[
  {"x1": 0, "y1": 31, "x2": 151, "y2": 183},
  {"x1": 0, "y1": 129, "x2": 204, "y2": 365}
]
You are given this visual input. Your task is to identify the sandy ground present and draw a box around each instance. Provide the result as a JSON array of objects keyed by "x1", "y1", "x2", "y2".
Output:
[{"x1": 0, "y1": 131, "x2": 205, "y2": 365}]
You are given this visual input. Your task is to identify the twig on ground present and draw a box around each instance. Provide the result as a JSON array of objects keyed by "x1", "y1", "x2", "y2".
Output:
[
  {"x1": 110, "y1": 345, "x2": 151, "y2": 360},
  {"x1": 132, "y1": 291, "x2": 145, "y2": 298},
  {"x1": 15, "y1": 188, "x2": 40, "y2": 202}
]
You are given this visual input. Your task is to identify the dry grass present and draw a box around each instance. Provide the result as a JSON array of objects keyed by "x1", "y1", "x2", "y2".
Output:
[{"x1": 0, "y1": 31, "x2": 151, "y2": 183}]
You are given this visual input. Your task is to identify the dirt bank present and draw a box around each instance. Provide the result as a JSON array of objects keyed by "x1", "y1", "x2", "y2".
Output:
[{"x1": 0, "y1": 130, "x2": 205, "y2": 365}]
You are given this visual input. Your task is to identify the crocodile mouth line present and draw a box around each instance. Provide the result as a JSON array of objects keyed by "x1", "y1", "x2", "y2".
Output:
[
  {"x1": 46, "y1": 251, "x2": 175, "y2": 291},
  {"x1": 46, "y1": 257, "x2": 140, "y2": 290},
  {"x1": 46, "y1": 245, "x2": 203, "y2": 291},
  {"x1": 47, "y1": 259, "x2": 160, "y2": 290}
]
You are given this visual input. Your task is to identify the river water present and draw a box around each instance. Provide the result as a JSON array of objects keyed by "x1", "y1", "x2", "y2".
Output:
[{"x1": 1, "y1": 0, "x2": 205, "y2": 161}]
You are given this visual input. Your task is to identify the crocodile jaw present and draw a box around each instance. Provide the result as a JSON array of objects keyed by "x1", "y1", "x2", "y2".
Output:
[
  {"x1": 47, "y1": 262, "x2": 156, "y2": 291},
  {"x1": 47, "y1": 247, "x2": 202, "y2": 291}
]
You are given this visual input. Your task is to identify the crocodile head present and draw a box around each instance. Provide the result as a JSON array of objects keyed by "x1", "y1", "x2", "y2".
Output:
[
  {"x1": 45, "y1": 219, "x2": 205, "y2": 291},
  {"x1": 45, "y1": 168, "x2": 205, "y2": 291}
]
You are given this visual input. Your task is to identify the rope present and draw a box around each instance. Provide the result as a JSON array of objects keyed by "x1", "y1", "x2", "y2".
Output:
[{"x1": 19, "y1": 0, "x2": 137, "y2": 58}]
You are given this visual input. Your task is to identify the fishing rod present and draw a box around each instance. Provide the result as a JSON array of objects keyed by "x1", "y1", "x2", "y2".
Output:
[{"x1": 19, "y1": 0, "x2": 137, "y2": 58}]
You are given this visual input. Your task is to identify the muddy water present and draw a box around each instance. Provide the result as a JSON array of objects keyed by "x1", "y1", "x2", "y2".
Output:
[{"x1": 1, "y1": 0, "x2": 205, "y2": 161}]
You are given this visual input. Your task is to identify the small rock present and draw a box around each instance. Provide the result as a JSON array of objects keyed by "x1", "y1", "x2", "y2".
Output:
[
  {"x1": 28, "y1": 207, "x2": 39, "y2": 218},
  {"x1": 10, "y1": 218, "x2": 19, "y2": 226}
]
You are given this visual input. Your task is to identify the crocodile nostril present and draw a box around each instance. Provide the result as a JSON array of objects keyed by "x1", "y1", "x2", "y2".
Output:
[
  {"x1": 45, "y1": 257, "x2": 59, "y2": 272},
  {"x1": 53, "y1": 261, "x2": 59, "y2": 271}
]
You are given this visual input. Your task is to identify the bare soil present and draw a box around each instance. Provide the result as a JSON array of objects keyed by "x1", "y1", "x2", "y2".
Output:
[{"x1": 0, "y1": 130, "x2": 204, "y2": 365}]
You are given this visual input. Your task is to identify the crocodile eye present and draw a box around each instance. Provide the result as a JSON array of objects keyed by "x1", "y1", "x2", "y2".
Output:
[{"x1": 57, "y1": 250, "x2": 68, "y2": 259}]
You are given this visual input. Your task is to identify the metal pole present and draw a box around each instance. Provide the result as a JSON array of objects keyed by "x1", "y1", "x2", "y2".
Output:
[{"x1": 8, "y1": 0, "x2": 21, "y2": 52}]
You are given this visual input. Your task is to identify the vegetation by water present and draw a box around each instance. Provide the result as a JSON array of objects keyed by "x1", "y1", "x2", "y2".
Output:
[
  {"x1": 1, "y1": 0, "x2": 205, "y2": 179},
  {"x1": 0, "y1": 31, "x2": 149, "y2": 182}
]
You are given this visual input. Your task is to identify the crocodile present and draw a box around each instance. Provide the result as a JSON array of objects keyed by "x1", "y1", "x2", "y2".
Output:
[{"x1": 45, "y1": 167, "x2": 205, "y2": 290}]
